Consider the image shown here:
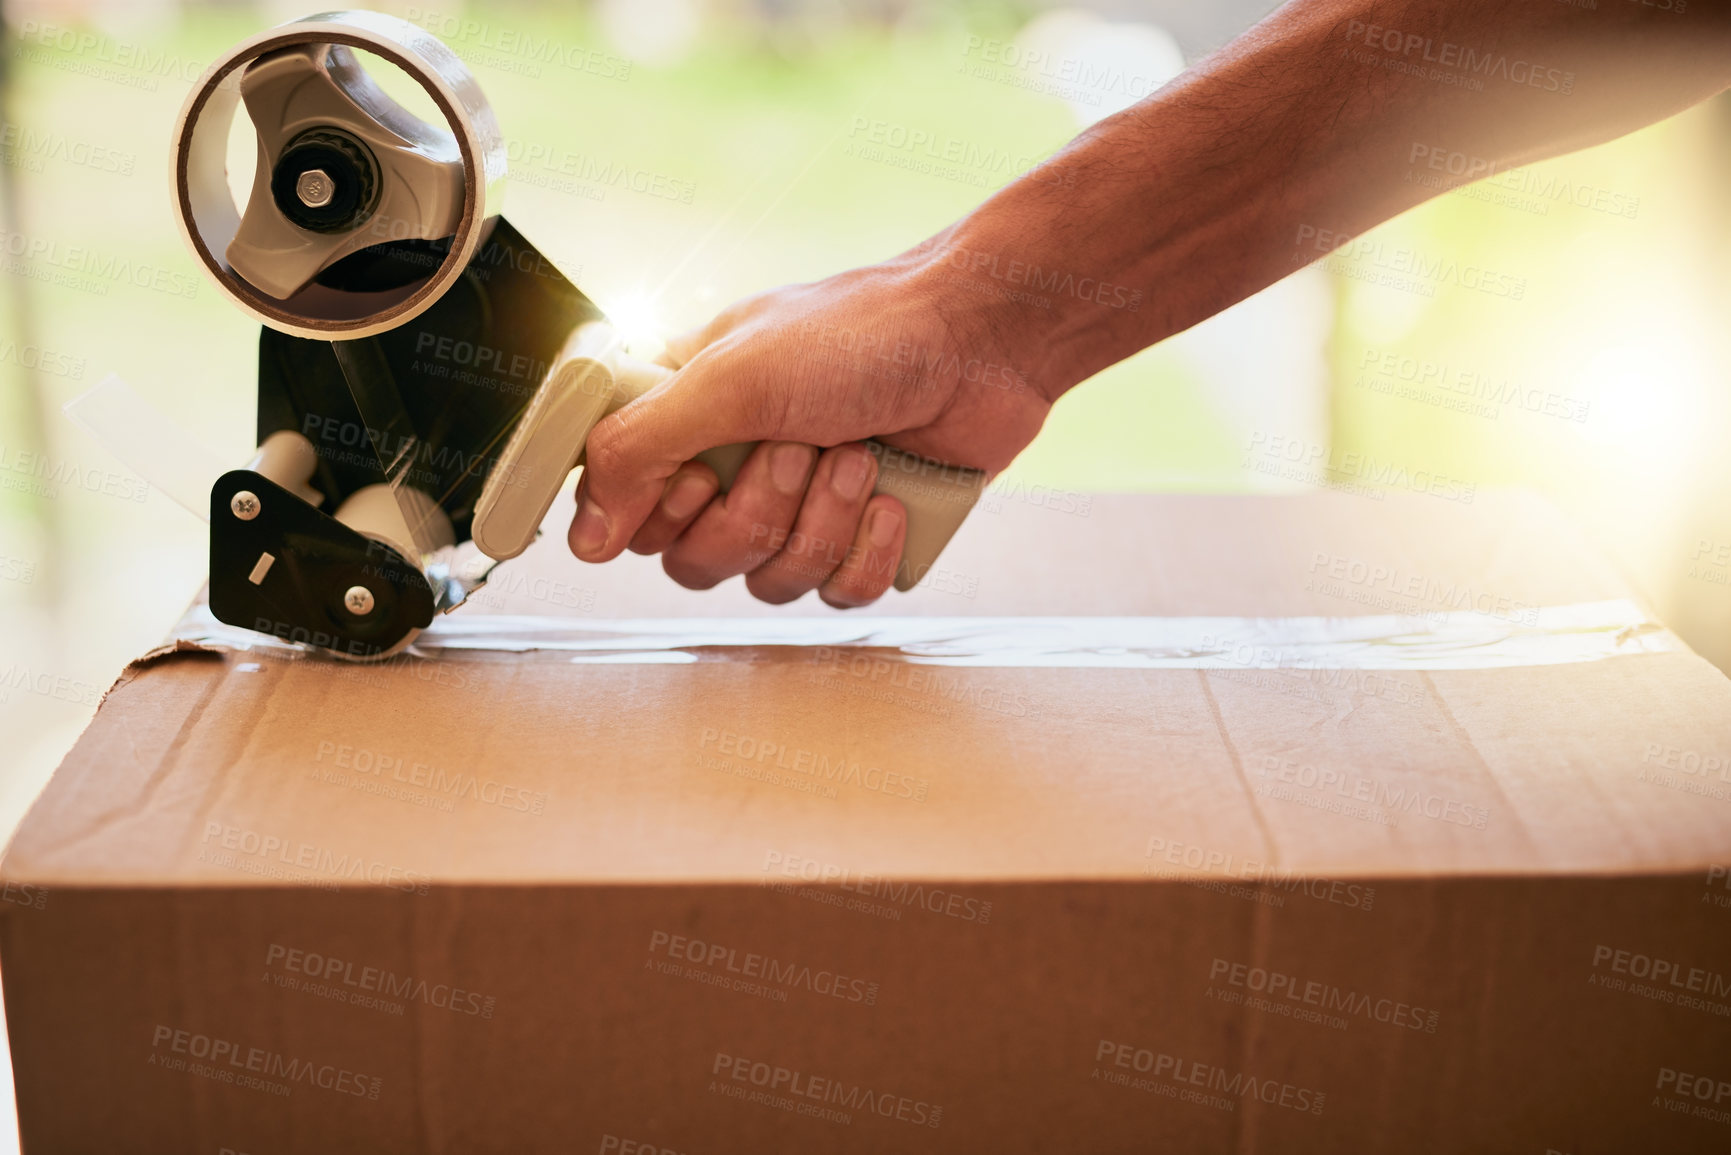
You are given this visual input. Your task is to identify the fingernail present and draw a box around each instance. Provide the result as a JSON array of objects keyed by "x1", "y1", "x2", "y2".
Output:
[
  {"x1": 831, "y1": 447, "x2": 872, "y2": 501},
  {"x1": 869, "y1": 505, "x2": 901, "y2": 549},
  {"x1": 572, "y1": 497, "x2": 610, "y2": 559},
  {"x1": 662, "y1": 473, "x2": 711, "y2": 521},
  {"x1": 770, "y1": 442, "x2": 815, "y2": 496}
]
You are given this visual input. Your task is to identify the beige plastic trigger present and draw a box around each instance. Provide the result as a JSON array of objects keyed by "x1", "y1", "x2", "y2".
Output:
[{"x1": 470, "y1": 323, "x2": 620, "y2": 561}]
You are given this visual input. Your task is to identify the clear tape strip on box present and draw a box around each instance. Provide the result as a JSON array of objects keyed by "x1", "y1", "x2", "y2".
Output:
[{"x1": 157, "y1": 598, "x2": 1678, "y2": 670}]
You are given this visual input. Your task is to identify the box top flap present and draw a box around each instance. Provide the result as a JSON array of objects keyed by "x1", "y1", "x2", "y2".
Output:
[{"x1": 7, "y1": 491, "x2": 1728, "y2": 887}]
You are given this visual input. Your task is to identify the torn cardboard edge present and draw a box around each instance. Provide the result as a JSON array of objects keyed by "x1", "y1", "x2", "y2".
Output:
[
  {"x1": 154, "y1": 598, "x2": 1680, "y2": 670},
  {"x1": 101, "y1": 637, "x2": 225, "y2": 709}
]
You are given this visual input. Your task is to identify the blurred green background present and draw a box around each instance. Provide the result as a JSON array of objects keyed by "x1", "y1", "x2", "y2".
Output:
[{"x1": 2, "y1": 0, "x2": 1730, "y2": 913}]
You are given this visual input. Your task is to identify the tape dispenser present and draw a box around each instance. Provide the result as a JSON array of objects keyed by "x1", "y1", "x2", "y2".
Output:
[{"x1": 171, "y1": 11, "x2": 985, "y2": 660}]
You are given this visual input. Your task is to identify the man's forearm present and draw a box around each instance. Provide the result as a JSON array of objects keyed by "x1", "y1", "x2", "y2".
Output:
[{"x1": 911, "y1": 0, "x2": 1731, "y2": 401}]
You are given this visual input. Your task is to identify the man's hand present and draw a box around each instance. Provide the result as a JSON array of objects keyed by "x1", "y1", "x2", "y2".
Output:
[
  {"x1": 569, "y1": 0, "x2": 1731, "y2": 607},
  {"x1": 567, "y1": 252, "x2": 1055, "y2": 607}
]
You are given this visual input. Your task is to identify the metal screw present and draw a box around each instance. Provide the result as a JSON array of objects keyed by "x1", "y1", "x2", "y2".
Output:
[
  {"x1": 230, "y1": 490, "x2": 260, "y2": 520},
  {"x1": 296, "y1": 168, "x2": 335, "y2": 208},
  {"x1": 343, "y1": 585, "x2": 376, "y2": 616}
]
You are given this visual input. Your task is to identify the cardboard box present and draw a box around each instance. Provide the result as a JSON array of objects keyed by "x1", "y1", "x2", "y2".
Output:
[{"x1": 4, "y1": 491, "x2": 1730, "y2": 1153}]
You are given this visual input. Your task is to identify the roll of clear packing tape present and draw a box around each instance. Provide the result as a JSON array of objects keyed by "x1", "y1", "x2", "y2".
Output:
[{"x1": 171, "y1": 10, "x2": 505, "y2": 339}]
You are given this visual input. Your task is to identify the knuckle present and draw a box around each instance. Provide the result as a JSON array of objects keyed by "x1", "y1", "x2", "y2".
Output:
[
  {"x1": 770, "y1": 549, "x2": 833, "y2": 590},
  {"x1": 725, "y1": 504, "x2": 789, "y2": 556},
  {"x1": 582, "y1": 422, "x2": 630, "y2": 479},
  {"x1": 736, "y1": 535, "x2": 780, "y2": 571},
  {"x1": 819, "y1": 587, "x2": 872, "y2": 610},
  {"x1": 662, "y1": 551, "x2": 722, "y2": 591},
  {"x1": 825, "y1": 560, "x2": 890, "y2": 606},
  {"x1": 745, "y1": 571, "x2": 803, "y2": 605}
]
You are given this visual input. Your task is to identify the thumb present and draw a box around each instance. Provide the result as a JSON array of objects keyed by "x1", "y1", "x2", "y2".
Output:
[{"x1": 567, "y1": 348, "x2": 779, "y2": 563}]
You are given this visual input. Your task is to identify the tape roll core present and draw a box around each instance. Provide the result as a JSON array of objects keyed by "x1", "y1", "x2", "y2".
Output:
[{"x1": 172, "y1": 11, "x2": 505, "y2": 339}]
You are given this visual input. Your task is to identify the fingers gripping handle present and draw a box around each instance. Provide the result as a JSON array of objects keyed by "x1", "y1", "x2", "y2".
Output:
[
  {"x1": 611, "y1": 358, "x2": 985, "y2": 592},
  {"x1": 472, "y1": 329, "x2": 986, "y2": 592}
]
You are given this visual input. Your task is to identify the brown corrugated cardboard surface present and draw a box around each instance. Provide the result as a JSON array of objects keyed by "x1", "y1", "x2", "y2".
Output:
[{"x1": 3, "y1": 492, "x2": 1730, "y2": 1153}]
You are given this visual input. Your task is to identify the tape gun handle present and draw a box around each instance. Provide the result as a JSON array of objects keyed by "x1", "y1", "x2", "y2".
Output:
[
  {"x1": 610, "y1": 357, "x2": 983, "y2": 593},
  {"x1": 469, "y1": 324, "x2": 620, "y2": 562}
]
